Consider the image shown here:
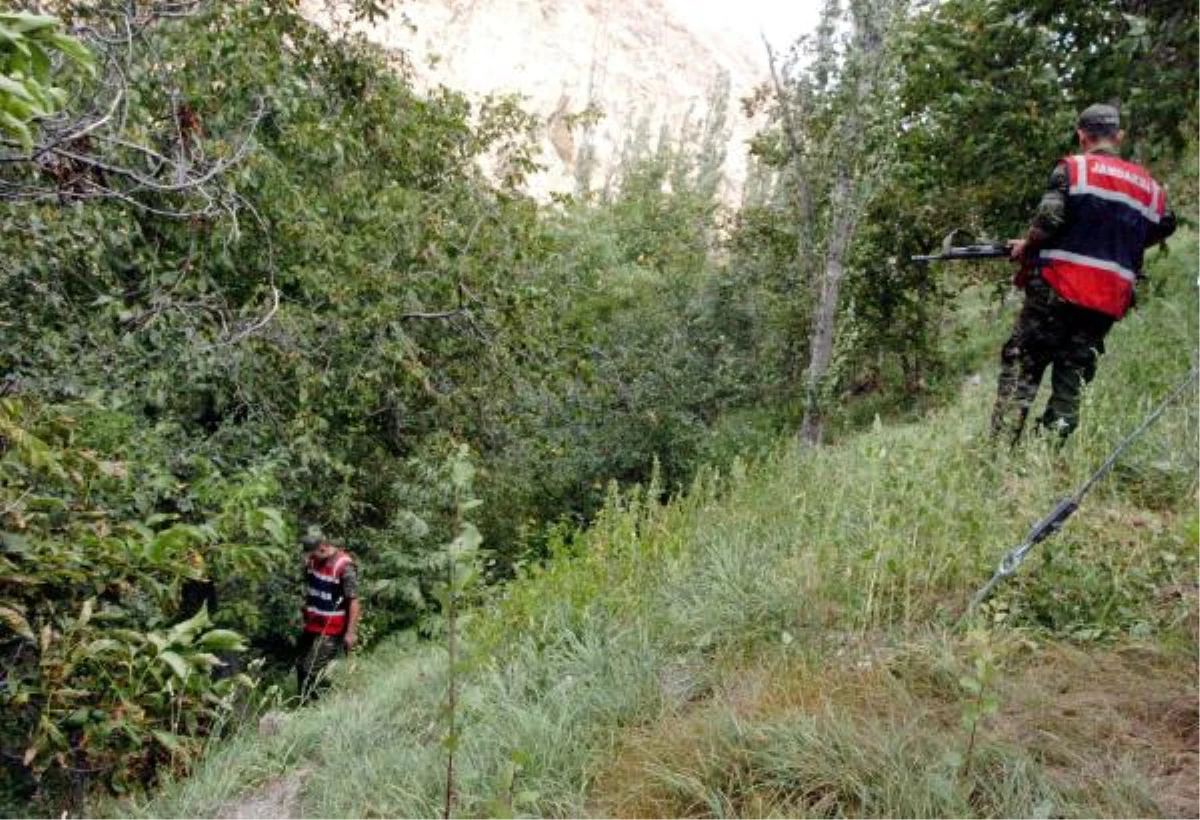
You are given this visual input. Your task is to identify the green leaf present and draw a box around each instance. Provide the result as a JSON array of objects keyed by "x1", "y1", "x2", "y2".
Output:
[
  {"x1": 188, "y1": 652, "x2": 225, "y2": 671},
  {"x1": 257, "y1": 507, "x2": 288, "y2": 545},
  {"x1": 44, "y1": 32, "x2": 94, "y2": 71},
  {"x1": 980, "y1": 693, "x2": 1001, "y2": 716},
  {"x1": 0, "y1": 74, "x2": 38, "y2": 103},
  {"x1": 449, "y1": 523, "x2": 483, "y2": 557},
  {"x1": 158, "y1": 650, "x2": 191, "y2": 681},
  {"x1": 168, "y1": 606, "x2": 212, "y2": 645},
  {"x1": 154, "y1": 524, "x2": 213, "y2": 557},
  {"x1": 2, "y1": 13, "x2": 61, "y2": 36},
  {"x1": 109, "y1": 628, "x2": 148, "y2": 646},
  {"x1": 196, "y1": 628, "x2": 246, "y2": 652},
  {"x1": 27, "y1": 38, "x2": 49, "y2": 78},
  {"x1": 85, "y1": 638, "x2": 123, "y2": 655}
]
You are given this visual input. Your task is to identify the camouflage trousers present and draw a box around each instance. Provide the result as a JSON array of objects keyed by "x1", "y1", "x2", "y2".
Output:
[
  {"x1": 990, "y1": 276, "x2": 1115, "y2": 443},
  {"x1": 296, "y1": 630, "x2": 344, "y2": 702}
]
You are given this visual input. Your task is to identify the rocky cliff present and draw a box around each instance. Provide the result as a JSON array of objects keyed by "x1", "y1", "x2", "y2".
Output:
[{"x1": 299, "y1": 0, "x2": 770, "y2": 203}]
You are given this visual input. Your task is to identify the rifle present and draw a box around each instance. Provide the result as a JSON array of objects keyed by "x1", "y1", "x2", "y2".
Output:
[
  {"x1": 911, "y1": 241, "x2": 1033, "y2": 287},
  {"x1": 910, "y1": 243, "x2": 1011, "y2": 263}
]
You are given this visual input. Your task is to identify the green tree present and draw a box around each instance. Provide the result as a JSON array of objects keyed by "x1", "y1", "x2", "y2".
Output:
[
  {"x1": 752, "y1": 0, "x2": 908, "y2": 445},
  {"x1": 0, "y1": 12, "x2": 92, "y2": 150}
]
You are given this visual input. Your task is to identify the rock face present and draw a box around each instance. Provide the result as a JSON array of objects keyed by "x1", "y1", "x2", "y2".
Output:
[{"x1": 300, "y1": 0, "x2": 769, "y2": 203}]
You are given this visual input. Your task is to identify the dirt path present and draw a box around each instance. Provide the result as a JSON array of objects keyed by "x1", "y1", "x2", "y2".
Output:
[{"x1": 216, "y1": 765, "x2": 313, "y2": 819}]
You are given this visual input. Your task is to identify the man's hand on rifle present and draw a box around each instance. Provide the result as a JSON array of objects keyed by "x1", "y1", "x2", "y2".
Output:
[{"x1": 1007, "y1": 237, "x2": 1036, "y2": 289}]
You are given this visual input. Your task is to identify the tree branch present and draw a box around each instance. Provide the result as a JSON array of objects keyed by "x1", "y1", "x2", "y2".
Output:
[
  {"x1": 0, "y1": 2, "x2": 263, "y2": 215},
  {"x1": 399, "y1": 308, "x2": 471, "y2": 321},
  {"x1": 763, "y1": 35, "x2": 816, "y2": 266}
]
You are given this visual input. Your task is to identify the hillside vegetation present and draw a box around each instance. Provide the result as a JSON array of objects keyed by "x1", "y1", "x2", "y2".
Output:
[
  {"x1": 137, "y1": 236, "x2": 1197, "y2": 817},
  {"x1": 1, "y1": 0, "x2": 1196, "y2": 815}
]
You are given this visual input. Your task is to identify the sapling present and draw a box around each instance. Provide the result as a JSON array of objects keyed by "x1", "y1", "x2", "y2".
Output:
[
  {"x1": 439, "y1": 445, "x2": 484, "y2": 820},
  {"x1": 958, "y1": 632, "x2": 1000, "y2": 780}
]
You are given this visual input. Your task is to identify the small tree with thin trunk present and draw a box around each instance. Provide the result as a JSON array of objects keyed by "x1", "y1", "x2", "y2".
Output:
[{"x1": 761, "y1": 0, "x2": 905, "y2": 446}]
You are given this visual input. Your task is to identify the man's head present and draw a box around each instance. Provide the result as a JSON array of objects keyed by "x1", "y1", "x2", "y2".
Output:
[
  {"x1": 1076, "y1": 103, "x2": 1123, "y2": 147},
  {"x1": 300, "y1": 532, "x2": 338, "y2": 561}
]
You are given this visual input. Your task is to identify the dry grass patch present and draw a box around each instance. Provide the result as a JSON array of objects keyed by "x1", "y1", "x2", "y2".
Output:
[
  {"x1": 591, "y1": 647, "x2": 955, "y2": 818},
  {"x1": 994, "y1": 642, "x2": 1198, "y2": 818},
  {"x1": 590, "y1": 635, "x2": 1196, "y2": 818}
]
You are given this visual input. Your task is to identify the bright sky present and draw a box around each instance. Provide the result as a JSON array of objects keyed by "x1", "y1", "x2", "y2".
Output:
[{"x1": 664, "y1": 0, "x2": 823, "y2": 50}]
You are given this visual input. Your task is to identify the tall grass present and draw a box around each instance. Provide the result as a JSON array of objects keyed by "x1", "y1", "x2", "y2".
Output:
[{"x1": 133, "y1": 233, "x2": 1197, "y2": 818}]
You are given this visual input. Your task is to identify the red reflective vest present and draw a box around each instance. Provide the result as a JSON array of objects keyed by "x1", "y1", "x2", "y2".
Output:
[
  {"x1": 303, "y1": 551, "x2": 352, "y2": 636},
  {"x1": 1039, "y1": 153, "x2": 1167, "y2": 319}
]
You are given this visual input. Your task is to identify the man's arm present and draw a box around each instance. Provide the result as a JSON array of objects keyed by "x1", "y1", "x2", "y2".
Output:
[
  {"x1": 345, "y1": 599, "x2": 361, "y2": 649},
  {"x1": 1147, "y1": 205, "x2": 1177, "y2": 249},
  {"x1": 1011, "y1": 161, "x2": 1069, "y2": 261},
  {"x1": 341, "y1": 562, "x2": 360, "y2": 649}
]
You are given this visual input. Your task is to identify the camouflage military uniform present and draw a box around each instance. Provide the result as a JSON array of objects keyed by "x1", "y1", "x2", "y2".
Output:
[
  {"x1": 990, "y1": 106, "x2": 1176, "y2": 443},
  {"x1": 990, "y1": 273, "x2": 1115, "y2": 440}
]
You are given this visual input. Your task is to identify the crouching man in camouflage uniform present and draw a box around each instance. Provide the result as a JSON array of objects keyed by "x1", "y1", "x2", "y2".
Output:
[
  {"x1": 992, "y1": 103, "x2": 1176, "y2": 443},
  {"x1": 296, "y1": 534, "x2": 360, "y2": 701}
]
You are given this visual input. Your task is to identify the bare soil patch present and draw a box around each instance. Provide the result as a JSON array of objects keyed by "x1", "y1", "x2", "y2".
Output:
[{"x1": 216, "y1": 765, "x2": 313, "y2": 820}]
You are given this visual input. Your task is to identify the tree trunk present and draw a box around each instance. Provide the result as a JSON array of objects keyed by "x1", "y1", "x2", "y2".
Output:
[
  {"x1": 799, "y1": 167, "x2": 854, "y2": 445},
  {"x1": 797, "y1": 4, "x2": 888, "y2": 447}
]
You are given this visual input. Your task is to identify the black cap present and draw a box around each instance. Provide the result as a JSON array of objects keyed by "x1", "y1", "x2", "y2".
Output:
[
  {"x1": 1077, "y1": 103, "x2": 1120, "y2": 132},
  {"x1": 299, "y1": 533, "x2": 323, "y2": 551}
]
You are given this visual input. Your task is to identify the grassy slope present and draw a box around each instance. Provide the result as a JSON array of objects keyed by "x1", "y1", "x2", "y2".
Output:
[{"x1": 134, "y1": 234, "x2": 1198, "y2": 819}]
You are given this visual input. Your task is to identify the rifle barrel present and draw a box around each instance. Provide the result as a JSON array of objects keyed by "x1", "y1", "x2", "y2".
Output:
[{"x1": 910, "y1": 244, "x2": 1010, "y2": 263}]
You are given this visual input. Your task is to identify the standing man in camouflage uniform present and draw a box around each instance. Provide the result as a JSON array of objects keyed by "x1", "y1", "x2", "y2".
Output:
[
  {"x1": 296, "y1": 533, "x2": 360, "y2": 701},
  {"x1": 991, "y1": 103, "x2": 1176, "y2": 443}
]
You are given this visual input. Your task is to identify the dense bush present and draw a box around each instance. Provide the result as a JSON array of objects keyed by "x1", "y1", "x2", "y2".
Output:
[{"x1": 0, "y1": 396, "x2": 286, "y2": 810}]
